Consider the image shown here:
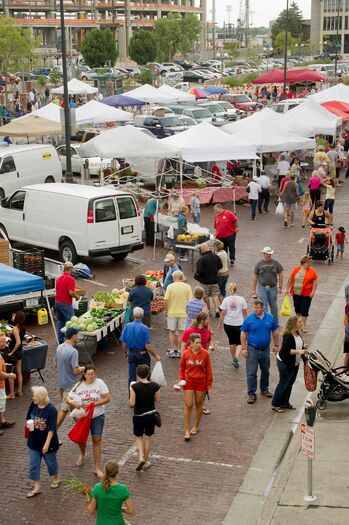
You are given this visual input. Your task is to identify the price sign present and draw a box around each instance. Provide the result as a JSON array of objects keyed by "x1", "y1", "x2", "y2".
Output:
[{"x1": 301, "y1": 423, "x2": 315, "y2": 459}]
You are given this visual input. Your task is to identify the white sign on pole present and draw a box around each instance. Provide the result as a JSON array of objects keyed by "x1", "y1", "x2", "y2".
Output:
[{"x1": 301, "y1": 423, "x2": 315, "y2": 459}]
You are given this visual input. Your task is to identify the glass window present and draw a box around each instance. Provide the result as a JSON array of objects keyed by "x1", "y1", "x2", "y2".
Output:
[
  {"x1": 58, "y1": 146, "x2": 66, "y2": 156},
  {"x1": 0, "y1": 156, "x2": 16, "y2": 174},
  {"x1": 8, "y1": 190, "x2": 26, "y2": 210},
  {"x1": 94, "y1": 198, "x2": 116, "y2": 223},
  {"x1": 117, "y1": 197, "x2": 137, "y2": 219}
]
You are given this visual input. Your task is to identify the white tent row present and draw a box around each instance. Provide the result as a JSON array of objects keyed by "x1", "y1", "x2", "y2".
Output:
[
  {"x1": 51, "y1": 78, "x2": 98, "y2": 95},
  {"x1": 307, "y1": 83, "x2": 349, "y2": 104},
  {"x1": 157, "y1": 84, "x2": 195, "y2": 103},
  {"x1": 124, "y1": 83, "x2": 195, "y2": 104}
]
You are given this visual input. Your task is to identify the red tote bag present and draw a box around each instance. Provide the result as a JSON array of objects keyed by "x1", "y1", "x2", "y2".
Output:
[{"x1": 68, "y1": 402, "x2": 95, "y2": 445}]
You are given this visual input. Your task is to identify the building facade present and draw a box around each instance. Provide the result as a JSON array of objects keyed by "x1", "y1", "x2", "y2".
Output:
[{"x1": 311, "y1": 0, "x2": 349, "y2": 55}]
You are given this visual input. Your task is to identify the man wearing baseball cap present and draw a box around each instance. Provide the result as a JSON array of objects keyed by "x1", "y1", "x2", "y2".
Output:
[
  {"x1": 55, "y1": 262, "x2": 80, "y2": 344},
  {"x1": 163, "y1": 253, "x2": 181, "y2": 291},
  {"x1": 252, "y1": 247, "x2": 283, "y2": 321},
  {"x1": 55, "y1": 327, "x2": 84, "y2": 428}
]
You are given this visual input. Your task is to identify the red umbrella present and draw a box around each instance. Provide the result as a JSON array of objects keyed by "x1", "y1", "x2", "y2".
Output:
[
  {"x1": 322, "y1": 100, "x2": 349, "y2": 120},
  {"x1": 253, "y1": 68, "x2": 326, "y2": 84}
]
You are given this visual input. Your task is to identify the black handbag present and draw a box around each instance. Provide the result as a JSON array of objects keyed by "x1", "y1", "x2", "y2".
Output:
[{"x1": 153, "y1": 411, "x2": 162, "y2": 428}]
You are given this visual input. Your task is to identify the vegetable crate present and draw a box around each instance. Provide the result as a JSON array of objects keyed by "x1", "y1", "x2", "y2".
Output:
[{"x1": 13, "y1": 248, "x2": 45, "y2": 276}]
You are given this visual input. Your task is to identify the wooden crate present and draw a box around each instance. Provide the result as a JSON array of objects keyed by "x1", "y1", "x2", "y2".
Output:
[{"x1": 0, "y1": 239, "x2": 9, "y2": 265}]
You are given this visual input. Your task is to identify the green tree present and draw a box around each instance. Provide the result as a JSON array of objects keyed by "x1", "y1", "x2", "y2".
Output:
[
  {"x1": 154, "y1": 13, "x2": 200, "y2": 61},
  {"x1": 271, "y1": 2, "x2": 303, "y2": 48},
  {"x1": 0, "y1": 17, "x2": 39, "y2": 107},
  {"x1": 129, "y1": 30, "x2": 157, "y2": 65},
  {"x1": 138, "y1": 67, "x2": 154, "y2": 85},
  {"x1": 49, "y1": 69, "x2": 61, "y2": 86},
  {"x1": 180, "y1": 13, "x2": 201, "y2": 56},
  {"x1": 224, "y1": 42, "x2": 240, "y2": 61},
  {"x1": 274, "y1": 31, "x2": 298, "y2": 55},
  {"x1": 81, "y1": 28, "x2": 118, "y2": 68}
]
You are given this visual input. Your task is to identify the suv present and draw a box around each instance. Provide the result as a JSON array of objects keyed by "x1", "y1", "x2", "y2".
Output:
[
  {"x1": 220, "y1": 93, "x2": 262, "y2": 112},
  {"x1": 197, "y1": 101, "x2": 231, "y2": 125},
  {"x1": 134, "y1": 115, "x2": 185, "y2": 138},
  {"x1": 271, "y1": 99, "x2": 305, "y2": 114},
  {"x1": 168, "y1": 105, "x2": 213, "y2": 123}
]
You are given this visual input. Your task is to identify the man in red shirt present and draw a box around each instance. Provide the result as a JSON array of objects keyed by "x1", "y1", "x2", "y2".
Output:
[
  {"x1": 55, "y1": 262, "x2": 79, "y2": 344},
  {"x1": 212, "y1": 162, "x2": 222, "y2": 181},
  {"x1": 213, "y1": 204, "x2": 238, "y2": 266}
]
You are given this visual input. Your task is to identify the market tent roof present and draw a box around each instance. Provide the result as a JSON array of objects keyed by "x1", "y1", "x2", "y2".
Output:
[
  {"x1": 30, "y1": 102, "x2": 61, "y2": 123},
  {"x1": 101, "y1": 94, "x2": 144, "y2": 107},
  {"x1": 161, "y1": 121, "x2": 258, "y2": 162},
  {"x1": 204, "y1": 85, "x2": 229, "y2": 95},
  {"x1": 253, "y1": 68, "x2": 326, "y2": 84},
  {"x1": 0, "y1": 115, "x2": 62, "y2": 136},
  {"x1": 79, "y1": 125, "x2": 179, "y2": 159},
  {"x1": 157, "y1": 84, "x2": 196, "y2": 103},
  {"x1": 223, "y1": 108, "x2": 283, "y2": 134},
  {"x1": 123, "y1": 84, "x2": 175, "y2": 104},
  {"x1": 51, "y1": 78, "x2": 98, "y2": 95},
  {"x1": 307, "y1": 83, "x2": 349, "y2": 104},
  {"x1": 75, "y1": 100, "x2": 132, "y2": 124},
  {"x1": 277, "y1": 98, "x2": 341, "y2": 136},
  {"x1": 0, "y1": 263, "x2": 44, "y2": 296},
  {"x1": 321, "y1": 100, "x2": 349, "y2": 120}
]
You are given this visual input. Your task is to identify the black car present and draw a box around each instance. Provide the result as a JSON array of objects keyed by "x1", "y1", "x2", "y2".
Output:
[
  {"x1": 136, "y1": 116, "x2": 186, "y2": 138},
  {"x1": 182, "y1": 70, "x2": 210, "y2": 83},
  {"x1": 173, "y1": 60, "x2": 195, "y2": 70}
]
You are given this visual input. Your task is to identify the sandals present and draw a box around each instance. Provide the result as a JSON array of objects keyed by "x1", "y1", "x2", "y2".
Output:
[
  {"x1": 94, "y1": 469, "x2": 104, "y2": 479},
  {"x1": 136, "y1": 461, "x2": 145, "y2": 471},
  {"x1": 26, "y1": 490, "x2": 41, "y2": 498},
  {"x1": 202, "y1": 408, "x2": 210, "y2": 415},
  {"x1": 75, "y1": 454, "x2": 86, "y2": 467},
  {"x1": 142, "y1": 461, "x2": 152, "y2": 471},
  {"x1": 190, "y1": 428, "x2": 199, "y2": 436},
  {"x1": 184, "y1": 432, "x2": 191, "y2": 441},
  {"x1": 50, "y1": 480, "x2": 60, "y2": 489},
  {"x1": 6, "y1": 394, "x2": 15, "y2": 400},
  {"x1": 272, "y1": 407, "x2": 284, "y2": 413}
]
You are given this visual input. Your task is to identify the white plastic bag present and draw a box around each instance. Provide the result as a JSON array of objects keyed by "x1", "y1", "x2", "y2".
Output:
[
  {"x1": 275, "y1": 201, "x2": 284, "y2": 216},
  {"x1": 150, "y1": 361, "x2": 167, "y2": 387}
]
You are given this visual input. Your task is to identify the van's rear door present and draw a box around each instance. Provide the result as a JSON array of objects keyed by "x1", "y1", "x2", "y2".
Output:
[
  {"x1": 116, "y1": 196, "x2": 141, "y2": 246},
  {"x1": 88, "y1": 197, "x2": 119, "y2": 250}
]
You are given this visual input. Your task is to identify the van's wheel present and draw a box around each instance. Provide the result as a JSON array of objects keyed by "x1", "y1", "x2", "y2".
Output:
[
  {"x1": 112, "y1": 253, "x2": 127, "y2": 262},
  {"x1": 0, "y1": 188, "x2": 4, "y2": 200},
  {"x1": 82, "y1": 76, "x2": 88, "y2": 80},
  {"x1": 45, "y1": 176, "x2": 55, "y2": 183},
  {"x1": 0, "y1": 223, "x2": 8, "y2": 239},
  {"x1": 316, "y1": 399, "x2": 326, "y2": 410},
  {"x1": 59, "y1": 240, "x2": 78, "y2": 264}
]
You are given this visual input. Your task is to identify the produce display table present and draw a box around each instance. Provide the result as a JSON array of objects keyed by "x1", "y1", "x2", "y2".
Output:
[
  {"x1": 181, "y1": 186, "x2": 248, "y2": 205},
  {"x1": 174, "y1": 240, "x2": 213, "y2": 271},
  {"x1": 61, "y1": 310, "x2": 125, "y2": 343},
  {"x1": 21, "y1": 338, "x2": 48, "y2": 382}
]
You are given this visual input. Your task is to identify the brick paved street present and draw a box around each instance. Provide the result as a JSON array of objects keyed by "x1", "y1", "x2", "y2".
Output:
[{"x1": 1, "y1": 182, "x2": 349, "y2": 525}]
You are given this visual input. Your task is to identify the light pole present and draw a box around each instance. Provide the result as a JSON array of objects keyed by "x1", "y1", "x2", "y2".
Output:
[
  {"x1": 335, "y1": 0, "x2": 341, "y2": 78},
  {"x1": 283, "y1": 0, "x2": 289, "y2": 99},
  {"x1": 59, "y1": 0, "x2": 72, "y2": 182}
]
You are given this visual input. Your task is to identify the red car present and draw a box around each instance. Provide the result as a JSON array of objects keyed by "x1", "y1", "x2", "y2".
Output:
[{"x1": 220, "y1": 93, "x2": 262, "y2": 112}]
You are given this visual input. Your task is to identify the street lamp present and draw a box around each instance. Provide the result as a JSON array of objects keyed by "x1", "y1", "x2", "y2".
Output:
[
  {"x1": 283, "y1": 0, "x2": 289, "y2": 99},
  {"x1": 335, "y1": 0, "x2": 341, "y2": 79}
]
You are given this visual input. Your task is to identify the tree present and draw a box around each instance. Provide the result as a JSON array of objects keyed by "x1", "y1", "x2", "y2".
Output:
[
  {"x1": 129, "y1": 30, "x2": 157, "y2": 65},
  {"x1": 224, "y1": 42, "x2": 240, "y2": 61},
  {"x1": 274, "y1": 31, "x2": 298, "y2": 55},
  {"x1": 81, "y1": 28, "x2": 118, "y2": 68},
  {"x1": 154, "y1": 13, "x2": 200, "y2": 61},
  {"x1": 0, "y1": 18, "x2": 39, "y2": 107},
  {"x1": 138, "y1": 67, "x2": 154, "y2": 85},
  {"x1": 271, "y1": 2, "x2": 303, "y2": 48}
]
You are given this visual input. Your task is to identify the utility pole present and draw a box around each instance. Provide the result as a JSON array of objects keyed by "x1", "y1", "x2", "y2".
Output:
[
  {"x1": 283, "y1": 0, "x2": 289, "y2": 99},
  {"x1": 334, "y1": 0, "x2": 341, "y2": 79},
  {"x1": 245, "y1": 0, "x2": 250, "y2": 49},
  {"x1": 212, "y1": 0, "x2": 216, "y2": 59},
  {"x1": 59, "y1": 0, "x2": 72, "y2": 182}
]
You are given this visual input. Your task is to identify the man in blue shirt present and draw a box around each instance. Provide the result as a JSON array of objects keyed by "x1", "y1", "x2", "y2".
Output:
[
  {"x1": 120, "y1": 307, "x2": 161, "y2": 385},
  {"x1": 163, "y1": 253, "x2": 180, "y2": 290},
  {"x1": 241, "y1": 300, "x2": 279, "y2": 404}
]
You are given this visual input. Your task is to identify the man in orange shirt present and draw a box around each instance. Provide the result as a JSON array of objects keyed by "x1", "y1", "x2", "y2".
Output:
[{"x1": 0, "y1": 334, "x2": 16, "y2": 435}]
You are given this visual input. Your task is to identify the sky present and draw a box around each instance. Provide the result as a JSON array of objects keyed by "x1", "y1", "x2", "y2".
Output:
[{"x1": 213, "y1": 0, "x2": 311, "y2": 27}]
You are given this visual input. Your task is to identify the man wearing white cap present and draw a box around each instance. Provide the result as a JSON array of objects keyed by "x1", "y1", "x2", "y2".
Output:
[{"x1": 252, "y1": 247, "x2": 283, "y2": 321}]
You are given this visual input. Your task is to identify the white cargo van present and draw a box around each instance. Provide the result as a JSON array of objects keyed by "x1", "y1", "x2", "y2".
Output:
[
  {"x1": 0, "y1": 144, "x2": 61, "y2": 199},
  {"x1": 0, "y1": 184, "x2": 143, "y2": 263}
]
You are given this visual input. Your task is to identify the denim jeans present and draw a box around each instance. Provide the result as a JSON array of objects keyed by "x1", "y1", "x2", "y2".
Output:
[
  {"x1": 258, "y1": 189, "x2": 270, "y2": 212},
  {"x1": 246, "y1": 344, "x2": 270, "y2": 396},
  {"x1": 250, "y1": 199, "x2": 258, "y2": 219},
  {"x1": 272, "y1": 360, "x2": 299, "y2": 408},
  {"x1": 192, "y1": 213, "x2": 201, "y2": 224},
  {"x1": 55, "y1": 301, "x2": 75, "y2": 344},
  {"x1": 28, "y1": 448, "x2": 58, "y2": 481},
  {"x1": 218, "y1": 233, "x2": 236, "y2": 264},
  {"x1": 128, "y1": 351, "x2": 151, "y2": 386},
  {"x1": 258, "y1": 285, "x2": 278, "y2": 321}
]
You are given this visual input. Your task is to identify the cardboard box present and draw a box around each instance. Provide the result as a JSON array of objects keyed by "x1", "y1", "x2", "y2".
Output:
[{"x1": 0, "y1": 239, "x2": 10, "y2": 265}]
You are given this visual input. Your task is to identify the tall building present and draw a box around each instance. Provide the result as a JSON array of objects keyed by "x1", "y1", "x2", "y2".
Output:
[
  {"x1": 0, "y1": 0, "x2": 207, "y2": 60},
  {"x1": 311, "y1": 0, "x2": 349, "y2": 55}
]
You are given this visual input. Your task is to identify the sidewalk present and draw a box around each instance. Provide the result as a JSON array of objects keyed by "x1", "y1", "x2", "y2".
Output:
[{"x1": 223, "y1": 276, "x2": 349, "y2": 525}]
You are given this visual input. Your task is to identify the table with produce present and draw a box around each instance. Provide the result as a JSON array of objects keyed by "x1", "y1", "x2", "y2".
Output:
[
  {"x1": 123, "y1": 271, "x2": 165, "y2": 315},
  {"x1": 175, "y1": 229, "x2": 213, "y2": 270}
]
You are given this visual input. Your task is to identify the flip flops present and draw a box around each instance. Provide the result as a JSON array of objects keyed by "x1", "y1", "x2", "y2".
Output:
[
  {"x1": 136, "y1": 460, "x2": 145, "y2": 471},
  {"x1": 50, "y1": 480, "x2": 61, "y2": 489},
  {"x1": 26, "y1": 490, "x2": 41, "y2": 498}
]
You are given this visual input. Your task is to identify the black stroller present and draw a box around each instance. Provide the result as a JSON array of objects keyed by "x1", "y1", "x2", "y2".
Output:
[{"x1": 308, "y1": 350, "x2": 349, "y2": 410}]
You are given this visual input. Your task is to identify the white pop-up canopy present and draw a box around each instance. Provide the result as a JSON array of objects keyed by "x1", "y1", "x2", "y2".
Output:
[
  {"x1": 79, "y1": 125, "x2": 179, "y2": 159},
  {"x1": 161, "y1": 121, "x2": 258, "y2": 162},
  {"x1": 307, "y1": 83, "x2": 349, "y2": 104},
  {"x1": 223, "y1": 107, "x2": 283, "y2": 134},
  {"x1": 124, "y1": 84, "x2": 176, "y2": 104},
  {"x1": 157, "y1": 84, "x2": 195, "y2": 103},
  {"x1": 277, "y1": 98, "x2": 341, "y2": 137},
  {"x1": 76, "y1": 100, "x2": 133, "y2": 124},
  {"x1": 30, "y1": 102, "x2": 61, "y2": 122},
  {"x1": 51, "y1": 78, "x2": 98, "y2": 95}
]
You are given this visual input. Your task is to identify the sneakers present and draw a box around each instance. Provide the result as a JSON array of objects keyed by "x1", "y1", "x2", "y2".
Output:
[
  {"x1": 230, "y1": 261, "x2": 235, "y2": 266},
  {"x1": 247, "y1": 395, "x2": 257, "y2": 405},
  {"x1": 232, "y1": 357, "x2": 240, "y2": 369},
  {"x1": 215, "y1": 310, "x2": 220, "y2": 318},
  {"x1": 284, "y1": 221, "x2": 288, "y2": 228},
  {"x1": 0, "y1": 420, "x2": 15, "y2": 428},
  {"x1": 166, "y1": 349, "x2": 176, "y2": 358},
  {"x1": 179, "y1": 257, "x2": 189, "y2": 262},
  {"x1": 174, "y1": 349, "x2": 181, "y2": 358},
  {"x1": 261, "y1": 390, "x2": 273, "y2": 398}
]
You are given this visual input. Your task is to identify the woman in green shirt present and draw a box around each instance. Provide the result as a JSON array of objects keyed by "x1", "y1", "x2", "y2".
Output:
[
  {"x1": 177, "y1": 205, "x2": 189, "y2": 262},
  {"x1": 88, "y1": 460, "x2": 135, "y2": 525}
]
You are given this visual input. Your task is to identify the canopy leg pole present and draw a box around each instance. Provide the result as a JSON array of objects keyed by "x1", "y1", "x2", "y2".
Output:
[
  {"x1": 152, "y1": 197, "x2": 159, "y2": 260},
  {"x1": 233, "y1": 187, "x2": 236, "y2": 213},
  {"x1": 180, "y1": 159, "x2": 183, "y2": 196},
  {"x1": 253, "y1": 159, "x2": 257, "y2": 178},
  {"x1": 44, "y1": 290, "x2": 59, "y2": 345}
]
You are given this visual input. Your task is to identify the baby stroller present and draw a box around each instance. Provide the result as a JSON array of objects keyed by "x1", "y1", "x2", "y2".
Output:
[
  {"x1": 308, "y1": 349, "x2": 349, "y2": 410},
  {"x1": 307, "y1": 225, "x2": 334, "y2": 266}
]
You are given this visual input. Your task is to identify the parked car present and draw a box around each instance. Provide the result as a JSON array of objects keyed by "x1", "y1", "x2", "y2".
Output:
[
  {"x1": 177, "y1": 115, "x2": 197, "y2": 127},
  {"x1": 220, "y1": 93, "x2": 262, "y2": 112},
  {"x1": 271, "y1": 99, "x2": 305, "y2": 114},
  {"x1": 0, "y1": 145, "x2": 61, "y2": 199},
  {"x1": 174, "y1": 82, "x2": 190, "y2": 90},
  {"x1": 217, "y1": 100, "x2": 244, "y2": 120},
  {"x1": 168, "y1": 105, "x2": 212, "y2": 123},
  {"x1": 0, "y1": 184, "x2": 143, "y2": 263},
  {"x1": 70, "y1": 128, "x2": 102, "y2": 143},
  {"x1": 80, "y1": 67, "x2": 98, "y2": 80},
  {"x1": 161, "y1": 63, "x2": 184, "y2": 73},
  {"x1": 56, "y1": 144, "x2": 115, "y2": 176},
  {"x1": 182, "y1": 70, "x2": 210, "y2": 83},
  {"x1": 134, "y1": 115, "x2": 186, "y2": 138},
  {"x1": 30, "y1": 68, "x2": 53, "y2": 79},
  {"x1": 197, "y1": 101, "x2": 229, "y2": 125},
  {"x1": 173, "y1": 60, "x2": 196, "y2": 70},
  {"x1": 126, "y1": 67, "x2": 141, "y2": 76}
]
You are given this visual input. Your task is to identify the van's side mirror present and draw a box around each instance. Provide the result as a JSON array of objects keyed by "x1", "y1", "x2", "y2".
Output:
[{"x1": 1, "y1": 198, "x2": 8, "y2": 207}]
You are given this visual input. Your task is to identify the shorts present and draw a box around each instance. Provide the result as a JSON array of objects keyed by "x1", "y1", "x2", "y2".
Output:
[
  {"x1": 284, "y1": 202, "x2": 297, "y2": 212},
  {"x1": 223, "y1": 324, "x2": 242, "y2": 345},
  {"x1": 344, "y1": 334, "x2": 349, "y2": 354},
  {"x1": 324, "y1": 198, "x2": 334, "y2": 214},
  {"x1": 59, "y1": 388, "x2": 71, "y2": 412},
  {"x1": 217, "y1": 276, "x2": 228, "y2": 297},
  {"x1": 167, "y1": 316, "x2": 186, "y2": 332},
  {"x1": 133, "y1": 413, "x2": 156, "y2": 437},
  {"x1": 337, "y1": 244, "x2": 345, "y2": 254},
  {"x1": 90, "y1": 413, "x2": 105, "y2": 437},
  {"x1": 183, "y1": 380, "x2": 207, "y2": 392},
  {"x1": 202, "y1": 283, "x2": 220, "y2": 298},
  {"x1": 293, "y1": 294, "x2": 312, "y2": 317},
  {"x1": 0, "y1": 387, "x2": 6, "y2": 412}
]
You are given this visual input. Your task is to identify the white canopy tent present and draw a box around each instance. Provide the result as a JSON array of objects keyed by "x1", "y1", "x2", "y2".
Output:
[
  {"x1": 157, "y1": 84, "x2": 195, "y2": 103},
  {"x1": 123, "y1": 84, "x2": 176, "y2": 104},
  {"x1": 161, "y1": 121, "x2": 258, "y2": 162},
  {"x1": 29, "y1": 102, "x2": 61, "y2": 122},
  {"x1": 277, "y1": 98, "x2": 341, "y2": 137},
  {"x1": 307, "y1": 83, "x2": 349, "y2": 104},
  {"x1": 75, "y1": 100, "x2": 133, "y2": 124},
  {"x1": 223, "y1": 107, "x2": 283, "y2": 135},
  {"x1": 51, "y1": 78, "x2": 98, "y2": 95}
]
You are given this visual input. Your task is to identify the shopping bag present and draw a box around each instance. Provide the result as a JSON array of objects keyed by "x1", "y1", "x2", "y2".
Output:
[
  {"x1": 124, "y1": 306, "x2": 132, "y2": 324},
  {"x1": 297, "y1": 180, "x2": 304, "y2": 196},
  {"x1": 150, "y1": 361, "x2": 167, "y2": 387},
  {"x1": 275, "y1": 201, "x2": 284, "y2": 215},
  {"x1": 280, "y1": 293, "x2": 293, "y2": 317},
  {"x1": 303, "y1": 361, "x2": 318, "y2": 392},
  {"x1": 68, "y1": 402, "x2": 95, "y2": 445}
]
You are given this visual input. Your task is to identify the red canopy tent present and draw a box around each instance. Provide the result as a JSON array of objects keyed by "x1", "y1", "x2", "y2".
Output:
[
  {"x1": 253, "y1": 68, "x2": 326, "y2": 84},
  {"x1": 321, "y1": 100, "x2": 349, "y2": 121}
]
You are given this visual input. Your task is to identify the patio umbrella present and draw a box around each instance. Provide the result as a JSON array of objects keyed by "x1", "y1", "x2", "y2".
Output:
[
  {"x1": 101, "y1": 94, "x2": 145, "y2": 107},
  {"x1": 187, "y1": 87, "x2": 209, "y2": 99},
  {"x1": 204, "y1": 85, "x2": 229, "y2": 95}
]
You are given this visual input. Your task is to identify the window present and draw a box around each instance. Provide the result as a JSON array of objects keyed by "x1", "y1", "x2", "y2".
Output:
[
  {"x1": 0, "y1": 156, "x2": 16, "y2": 174},
  {"x1": 58, "y1": 146, "x2": 66, "y2": 156},
  {"x1": 8, "y1": 190, "x2": 26, "y2": 210},
  {"x1": 117, "y1": 197, "x2": 137, "y2": 220},
  {"x1": 94, "y1": 198, "x2": 116, "y2": 223}
]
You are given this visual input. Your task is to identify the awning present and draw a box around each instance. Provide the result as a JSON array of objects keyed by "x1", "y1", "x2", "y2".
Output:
[
  {"x1": 0, "y1": 115, "x2": 62, "y2": 137},
  {"x1": 157, "y1": 84, "x2": 196, "y2": 103},
  {"x1": 51, "y1": 78, "x2": 98, "y2": 95},
  {"x1": 0, "y1": 263, "x2": 44, "y2": 296},
  {"x1": 253, "y1": 68, "x2": 326, "y2": 84},
  {"x1": 122, "y1": 84, "x2": 175, "y2": 104},
  {"x1": 321, "y1": 100, "x2": 349, "y2": 120},
  {"x1": 101, "y1": 94, "x2": 145, "y2": 107},
  {"x1": 75, "y1": 100, "x2": 133, "y2": 124},
  {"x1": 308, "y1": 83, "x2": 349, "y2": 104}
]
